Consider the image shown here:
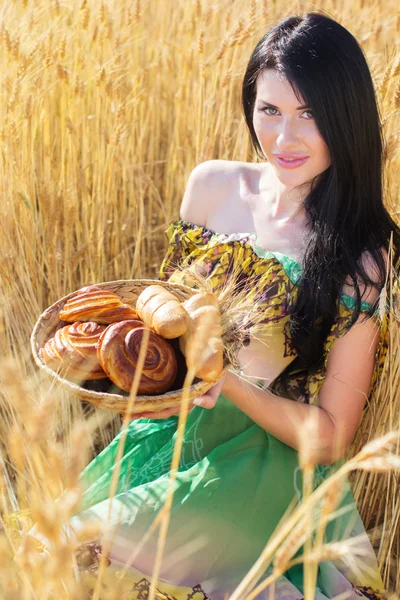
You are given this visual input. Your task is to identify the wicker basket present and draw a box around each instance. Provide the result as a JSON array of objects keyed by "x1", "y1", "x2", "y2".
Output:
[{"x1": 31, "y1": 279, "x2": 232, "y2": 414}]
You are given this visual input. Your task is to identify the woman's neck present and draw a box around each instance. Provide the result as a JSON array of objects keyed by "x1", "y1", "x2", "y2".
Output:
[{"x1": 260, "y1": 164, "x2": 310, "y2": 222}]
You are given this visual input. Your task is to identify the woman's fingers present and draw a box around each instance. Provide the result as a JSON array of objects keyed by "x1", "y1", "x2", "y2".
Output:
[
  {"x1": 129, "y1": 413, "x2": 151, "y2": 419},
  {"x1": 130, "y1": 405, "x2": 195, "y2": 420},
  {"x1": 192, "y1": 393, "x2": 217, "y2": 409},
  {"x1": 130, "y1": 410, "x2": 174, "y2": 420},
  {"x1": 129, "y1": 374, "x2": 227, "y2": 418},
  {"x1": 192, "y1": 375, "x2": 226, "y2": 409},
  {"x1": 130, "y1": 407, "x2": 180, "y2": 419}
]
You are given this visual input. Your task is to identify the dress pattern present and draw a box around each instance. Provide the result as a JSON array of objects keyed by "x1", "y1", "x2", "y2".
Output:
[
  {"x1": 159, "y1": 219, "x2": 389, "y2": 405},
  {"x1": 6, "y1": 218, "x2": 391, "y2": 600}
]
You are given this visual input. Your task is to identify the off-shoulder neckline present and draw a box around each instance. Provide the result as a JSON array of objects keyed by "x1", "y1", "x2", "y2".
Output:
[
  {"x1": 171, "y1": 218, "x2": 376, "y2": 312},
  {"x1": 174, "y1": 218, "x2": 302, "y2": 266}
]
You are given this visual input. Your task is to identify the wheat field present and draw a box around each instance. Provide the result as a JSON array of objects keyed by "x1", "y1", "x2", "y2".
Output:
[{"x1": 0, "y1": 0, "x2": 400, "y2": 598}]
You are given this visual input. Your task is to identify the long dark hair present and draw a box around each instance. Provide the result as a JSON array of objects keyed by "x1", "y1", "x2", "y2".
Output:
[{"x1": 241, "y1": 12, "x2": 400, "y2": 381}]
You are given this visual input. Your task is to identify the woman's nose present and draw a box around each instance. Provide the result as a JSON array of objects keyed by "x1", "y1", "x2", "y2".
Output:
[{"x1": 276, "y1": 118, "x2": 300, "y2": 149}]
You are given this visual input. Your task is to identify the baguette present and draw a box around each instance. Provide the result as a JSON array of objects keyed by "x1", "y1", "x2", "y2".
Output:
[
  {"x1": 136, "y1": 285, "x2": 189, "y2": 338},
  {"x1": 179, "y1": 292, "x2": 224, "y2": 382}
]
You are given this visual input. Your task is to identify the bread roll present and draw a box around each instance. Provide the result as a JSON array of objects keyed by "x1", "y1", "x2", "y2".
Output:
[
  {"x1": 60, "y1": 286, "x2": 138, "y2": 324},
  {"x1": 179, "y1": 292, "x2": 224, "y2": 382},
  {"x1": 97, "y1": 319, "x2": 178, "y2": 394},
  {"x1": 136, "y1": 285, "x2": 188, "y2": 338},
  {"x1": 43, "y1": 321, "x2": 107, "y2": 381}
]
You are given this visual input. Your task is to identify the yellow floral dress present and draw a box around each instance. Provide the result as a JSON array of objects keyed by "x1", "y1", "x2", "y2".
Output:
[
  {"x1": 159, "y1": 218, "x2": 389, "y2": 405},
  {"x1": 5, "y1": 218, "x2": 390, "y2": 600}
]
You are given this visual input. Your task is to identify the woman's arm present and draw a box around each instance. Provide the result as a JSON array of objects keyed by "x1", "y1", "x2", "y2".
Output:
[
  {"x1": 201, "y1": 254, "x2": 384, "y2": 465},
  {"x1": 135, "y1": 312, "x2": 380, "y2": 465},
  {"x1": 215, "y1": 312, "x2": 381, "y2": 466}
]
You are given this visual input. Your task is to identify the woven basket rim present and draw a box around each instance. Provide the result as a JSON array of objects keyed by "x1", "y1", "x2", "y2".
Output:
[{"x1": 30, "y1": 279, "x2": 231, "y2": 409}]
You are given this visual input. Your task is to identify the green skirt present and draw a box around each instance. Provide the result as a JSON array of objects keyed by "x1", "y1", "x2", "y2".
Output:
[{"x1": 67, "y1": 394, "x2": 385, "y2": 600}]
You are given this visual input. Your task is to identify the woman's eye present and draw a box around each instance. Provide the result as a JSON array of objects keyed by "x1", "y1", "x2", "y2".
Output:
[
  {"x1": 260, "y1": 106, "x2": 278, "y2": 116},
  {"x1": 259, "y1": 106, "x2": 314, "y2": 119}
]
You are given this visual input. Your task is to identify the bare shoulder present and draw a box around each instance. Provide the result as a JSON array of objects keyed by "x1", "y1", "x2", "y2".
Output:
[{"x1": 179, "y1": 160, "x2": 256, "y2": 226}]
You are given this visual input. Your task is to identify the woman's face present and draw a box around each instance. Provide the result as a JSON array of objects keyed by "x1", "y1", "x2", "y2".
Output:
[{"x1": 252, "y1": 69, "x2": 331, "y2": 186}]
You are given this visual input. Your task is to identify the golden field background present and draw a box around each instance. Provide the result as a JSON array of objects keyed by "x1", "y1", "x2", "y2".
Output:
[{"x1": 0, "y1": 0, "x2": 400, "y2": 597}]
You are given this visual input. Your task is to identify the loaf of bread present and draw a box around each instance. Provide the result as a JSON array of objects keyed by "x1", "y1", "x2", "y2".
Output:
[
  {"x1": 97, "y1": 319, "x2": 178, "y2": 394},
  {"x1": 60, "y1": 286, "x2": 138, "y2": 324},
  {"x1": 179, "y1": 292, "x2": 224, "y2": 382},
  {"x1": 136, "y1": 285, "x2": 188, "y2": 339},
  {"x1": 43, "y1": 321, "x2": 107, "y2": 381}
]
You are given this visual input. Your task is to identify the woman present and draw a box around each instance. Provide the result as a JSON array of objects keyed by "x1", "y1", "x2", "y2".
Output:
[{"x1": 29, "y1": 12, "x2": 398, "y2": 600}]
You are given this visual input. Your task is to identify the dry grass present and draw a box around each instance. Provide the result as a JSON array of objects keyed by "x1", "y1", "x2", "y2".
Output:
[{"x1": 0, "y1": 0, "x2": 400, "y2": 598}]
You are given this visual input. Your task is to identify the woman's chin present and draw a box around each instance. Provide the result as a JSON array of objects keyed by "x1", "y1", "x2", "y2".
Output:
[{"x1": 273, "y1": 168, "x2": 312, "y2": 187}]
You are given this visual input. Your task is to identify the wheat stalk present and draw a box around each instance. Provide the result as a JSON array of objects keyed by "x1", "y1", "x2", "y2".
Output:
[{"x1": 0, "y1": 0, "x2": 400, "y2": 595}]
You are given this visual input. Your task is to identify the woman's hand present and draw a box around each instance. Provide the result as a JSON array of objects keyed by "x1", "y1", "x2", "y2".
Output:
[
  {"x1": 192, "y1": 372, "x2": 226, "y2": 408},
  {"x1": 130, "y1": 372, "x2": 227, "y2": 420},
  {"x1": 129, "y1": 404, "x2": 191, "y2": 420}
]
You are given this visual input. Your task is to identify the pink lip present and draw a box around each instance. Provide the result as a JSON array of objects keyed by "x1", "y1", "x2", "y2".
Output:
[
  {"x1": 274, "y1": 154, "x2": 309, "y2": 169},
  {"x1": 274, "y1": 153, "x2": 309, "y2": 159}
]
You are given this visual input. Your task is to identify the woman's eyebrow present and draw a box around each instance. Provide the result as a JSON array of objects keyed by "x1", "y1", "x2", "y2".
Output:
[{"x1": 258, "y1": 100, "x2": 310, "y2": 110}]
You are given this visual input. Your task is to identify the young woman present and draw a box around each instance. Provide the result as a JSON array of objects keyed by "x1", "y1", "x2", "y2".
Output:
[{"x1": 30, "y1": 11, "x2": 399, "y2": 600}]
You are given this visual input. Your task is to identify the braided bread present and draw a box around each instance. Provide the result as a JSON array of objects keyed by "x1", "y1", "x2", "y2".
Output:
[
  {"x1": 60, "y1": 286, "x2": 138, "y2": 324},
  {"x1": 97, "y1": 320, "x2": 178, "y2": 394},
  {"x1": 43, "y1": 321, "x2": 107, "y2": 381}
]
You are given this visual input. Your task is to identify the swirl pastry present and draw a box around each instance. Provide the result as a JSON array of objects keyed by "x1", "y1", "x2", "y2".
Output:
[
  {"x1": 43, "y1": 321, "x2": 107, "y2": 381},
  {"x1": 60, "y1": 286, "x2": 138, "y2": 324},
  {"x1": 97, "y1": 320, "x2": 178, "y2": 394}
]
